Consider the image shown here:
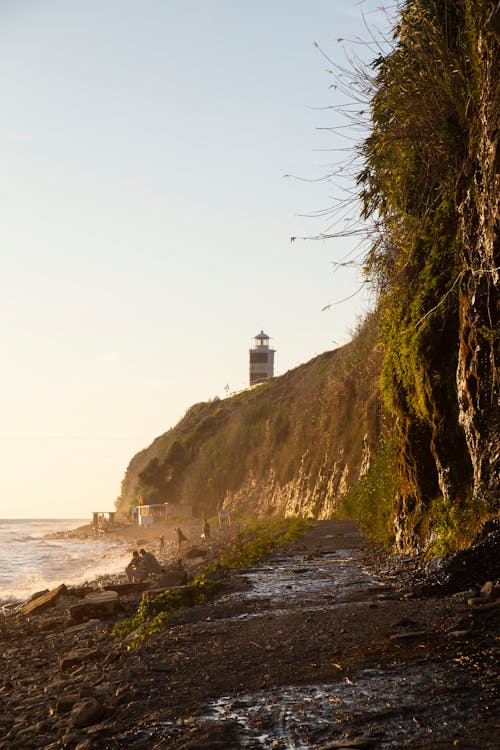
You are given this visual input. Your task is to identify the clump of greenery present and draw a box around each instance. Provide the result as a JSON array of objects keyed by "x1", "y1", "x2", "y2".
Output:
[
  {"x1": 112, "y1": 516, "x2": 311, "y2": 646},
  {"x1": 426, "y1": 493, "x2": 498, "y2": 557},
  {"x1": 334, "y1": 441, "x2": 398, "y2": 546}
]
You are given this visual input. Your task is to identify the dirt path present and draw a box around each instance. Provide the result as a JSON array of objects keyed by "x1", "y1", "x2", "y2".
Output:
[
  {"x1": 98, "y1": 520, "x2": 499, "y2": 749},
  {"x1": 1, "y1": 520, "x2": 498, "y2": 749}
]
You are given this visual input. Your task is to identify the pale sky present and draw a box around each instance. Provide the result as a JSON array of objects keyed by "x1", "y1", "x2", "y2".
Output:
[{"x1": 0, "y1": 0, "x2": 388, "y2": 518}]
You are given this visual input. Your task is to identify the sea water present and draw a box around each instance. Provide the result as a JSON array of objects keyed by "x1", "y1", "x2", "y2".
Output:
[{"x1": 0, "y1": 518, "x2": 130, "y2": 606}]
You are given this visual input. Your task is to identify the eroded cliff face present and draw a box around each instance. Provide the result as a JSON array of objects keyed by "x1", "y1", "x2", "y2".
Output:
[
  {"x1": 223, "y1": 451, "x2": 355, "y2": 520},
  {"x1": 364, "y1": 3, "x2": 499, "y2": 552},
  {"x1": 457, "y1": 23, "x2": 500, "y2": 502}
]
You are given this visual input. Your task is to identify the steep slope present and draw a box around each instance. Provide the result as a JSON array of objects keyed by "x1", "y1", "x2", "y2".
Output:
[{"x1": 116, "y1": 314, "x2": 384, "y2": 522}]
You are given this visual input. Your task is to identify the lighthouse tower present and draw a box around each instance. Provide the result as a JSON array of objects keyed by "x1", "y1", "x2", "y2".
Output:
[{"x1": 249, "y1": 330, "x2": 275, "y2": 386}]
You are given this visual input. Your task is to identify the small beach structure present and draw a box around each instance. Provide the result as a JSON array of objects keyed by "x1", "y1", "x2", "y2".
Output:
[
  {"x1": 92, "y1": 511, "x2": 116, "y2": 531},
  {"x1": 136, "y1": 502, "x2": 193, "y2": 525}
]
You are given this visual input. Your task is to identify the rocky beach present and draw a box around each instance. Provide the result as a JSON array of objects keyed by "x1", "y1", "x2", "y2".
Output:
[{"x1": 0, "y1": 519, "x2": 498, "y2": 749}]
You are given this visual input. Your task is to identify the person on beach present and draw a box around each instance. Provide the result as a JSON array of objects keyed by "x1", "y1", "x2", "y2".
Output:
[
  {"x1": 201, "y1": 517, "x2": 210, "y2": 541},
  {"x1": 159, "y1": 535, "x2": 165, "y2": 552},
  {"x1": 138, "y1": 548, "x2": 163, "y2": 574},
  {"x1": 125, "y1": 550, "x2": 147, "y2": 582},
  {"x1": 175, "y1": 526, "x2": 188, "y2": 553}
]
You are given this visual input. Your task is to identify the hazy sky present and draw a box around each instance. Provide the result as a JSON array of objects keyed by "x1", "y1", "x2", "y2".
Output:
[{"x1": 0, "y1": 0, "x2": 388, "y2": 518}]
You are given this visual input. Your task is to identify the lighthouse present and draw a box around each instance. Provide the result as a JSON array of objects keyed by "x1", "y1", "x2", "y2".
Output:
[{"x1": 249, "y1": 330, "x2": 275, "y2": 386}]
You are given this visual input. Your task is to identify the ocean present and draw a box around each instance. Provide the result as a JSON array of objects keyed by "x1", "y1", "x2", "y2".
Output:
[{"x1": 0, "y1": 518, "x2": 130, "y2": 607}]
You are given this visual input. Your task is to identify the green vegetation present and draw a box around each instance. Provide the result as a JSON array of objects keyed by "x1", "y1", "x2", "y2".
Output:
[
  {"x1": 334, "y1": 440, "x2": 398, "y2": 546},
  {"x1": 426, "y1": 491, "x2": 499, "y2": 557},
  {"x1": 113, "y1": 516, "x2": 310, "y2": 646}
]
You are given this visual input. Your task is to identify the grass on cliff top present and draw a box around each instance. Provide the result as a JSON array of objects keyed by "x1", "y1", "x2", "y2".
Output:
[{"x1": 113, "y1": 516, "x2": 311, "y2": 646}]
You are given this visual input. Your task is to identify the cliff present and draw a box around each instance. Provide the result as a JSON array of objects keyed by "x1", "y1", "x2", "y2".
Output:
[
  {"x1": 358, "y1": 0, "x2": 499, "y2": 550},
  {"x1": 117, "y1": 1, "x2": 498, "y2": 555},
  {"x1": 116, "y1": 314, "x2": 385, "y2": 523}
]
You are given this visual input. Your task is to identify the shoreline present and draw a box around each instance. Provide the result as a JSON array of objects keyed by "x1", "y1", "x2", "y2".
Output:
[{"x1": 2, "y1": 517, "x2": 233, "y2": 612}]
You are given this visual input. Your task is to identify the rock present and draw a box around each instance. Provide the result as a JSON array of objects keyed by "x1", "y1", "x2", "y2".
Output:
[
  {"x1": 55, "y1": 594, "x2": 81, "y2": 610},
  {"x1": 62, "y1": 731, "x2": 82, "y2": 747},
  {"x1": 66, "y1": 585, "x2": 94, "y2": 598},
  {"x1": 480, "y1": 581, "x2": 495, "y2": 600},
  {"x1": 56, "y1": 693, "x2": 80, "y2": 714},
  {"x1": 470, "y1": 599, "x2": 500, "y2": 614},
  {"x1": 64, "y1": 619, "x2": 104, "y2": 635},
  {"x1": 59, "y1": 648, "x2": 101, "y2": 671},
  {"x1": 104, "y1": 582, "x2": 150, "y2": 594},
  {"x1": 38, "y1": 616, "x2": 67, "y2": 631},
  {"x1": 452, "y1": 589, "x2": 478, "y2": 601},
  {"x1": 11, "y1": 726, "x2": 39, "y2": 742},
  {"x1": 75, "y1": 741, "x2": 94, "y2": 750},
  {"x1": 69, "y1": 591, "x2": 119, "y2": 622},
  {"x1": 86, "y1": 722, "x2": 115, "y2": 737},
  {"x1": 69, "y1": 698, "x2": 106, "y2": 729},
  {"x1": 155, "y1": 569, "x2": 188, "y2": 587},
  {"x1": 141, "y1": 584, "x2": 197, "y2": 606},
  {"x1": 22, "y1": 589, "x2": 49, "y2": 606},
  {"x1": 467, "y1": 596, "x2": 486, "y2": 606},
  {"x1": 20, "y1": 584, "x2": 68, "y2": 616}
]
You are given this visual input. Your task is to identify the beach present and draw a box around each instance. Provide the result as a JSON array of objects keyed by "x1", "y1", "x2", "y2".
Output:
[
  {"x1": 0, "y1": 519, "x2": 498, "y2": 749},
  {"x1": 0, "y1": 518, "x2": 211, "y2": 608},
  {"x1": 0, "y1": 519, "x2": 127, "y2": 607}
]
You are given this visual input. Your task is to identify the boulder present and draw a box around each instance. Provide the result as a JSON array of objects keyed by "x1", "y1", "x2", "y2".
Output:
[
  {"x1": 155, "y1": 568, "x2": 188, "y2": 587},
  {"x1": 69, "y1": 591, "x2": 119, "y2": 623},
  {"x1": 142, "y1": 584, "x2": 197, "y2": 606},
  {"x1": 104, "y1": 582, "x2": 150, "y2": 594},
  {"x1": 59, "y1": 648, "x2": 101, "y2": 671},
  {"x1": 69, "y1": 698, "x2": 106, "y2": 729},
  {"x1": 20, "y1": 584, "x2": 68, "y2": 616}
]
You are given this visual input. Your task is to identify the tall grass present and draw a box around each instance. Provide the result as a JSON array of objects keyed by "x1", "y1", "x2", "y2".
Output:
[{"x1": 334, "y1": 441, "x2": 397, "y2": 546}]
